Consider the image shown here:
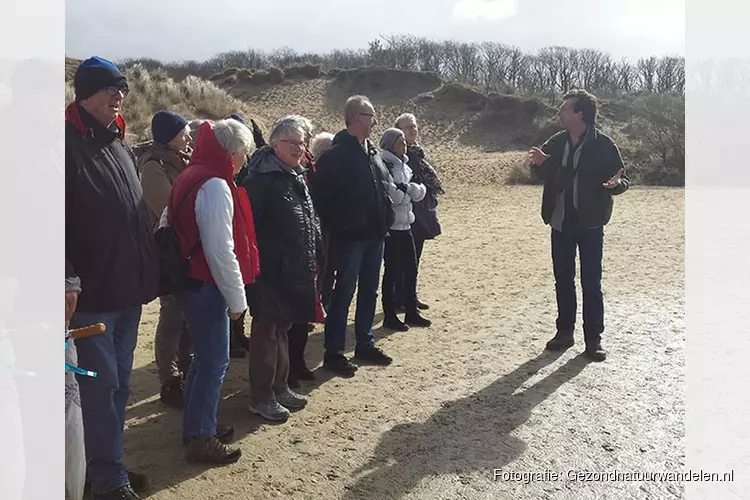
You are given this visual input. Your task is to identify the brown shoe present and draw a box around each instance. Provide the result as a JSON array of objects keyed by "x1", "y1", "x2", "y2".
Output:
[{"x1": 185, "y1": 436, "x2": 241, "y2": 465}]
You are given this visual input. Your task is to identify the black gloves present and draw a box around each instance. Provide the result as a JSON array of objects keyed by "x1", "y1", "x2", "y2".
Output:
[{"x1": 250, "y1": 118, "x2": 266, "y2": 148}]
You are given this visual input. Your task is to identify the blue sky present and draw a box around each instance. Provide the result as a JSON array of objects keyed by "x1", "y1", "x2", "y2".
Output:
[{"x1": 65, "y1": 0, "x2": 684, "y2": 63}]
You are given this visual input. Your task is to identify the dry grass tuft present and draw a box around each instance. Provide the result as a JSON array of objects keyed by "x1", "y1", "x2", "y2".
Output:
[{"x1": 64, "y1": 63, "x2": 257, "y2": 142}]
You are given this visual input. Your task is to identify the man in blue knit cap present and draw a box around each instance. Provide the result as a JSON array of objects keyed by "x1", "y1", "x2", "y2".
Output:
[{"x1": 66, "y1": 56, "x2": 157, "y2": 500}]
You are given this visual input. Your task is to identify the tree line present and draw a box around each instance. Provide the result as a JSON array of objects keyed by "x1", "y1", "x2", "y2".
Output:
[{"x1": 119, "y1": 36, "x2": 685, "y2": 100}]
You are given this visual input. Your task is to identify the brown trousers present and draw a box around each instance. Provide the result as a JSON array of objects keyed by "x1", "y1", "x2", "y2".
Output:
[
  {"x1": 249, "y1": 318, "x2": 292, "y2": 404},
  {"x1": 155, "y1": 294, "x2": 192, "y2": 384}
]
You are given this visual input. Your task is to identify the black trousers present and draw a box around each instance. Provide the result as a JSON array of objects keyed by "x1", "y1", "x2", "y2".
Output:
[
  {"x1": 287, "y1": 322, "x2": 309, "y2": 371},
  {"x1": 382, "y1": 229, "x2": 419, "y2": 316},
  {"x1": 551, "y1": 226, "x2": 604, "y2": 345},
  {"x1": 394, "y1": 223, "x2": 427, "y2": 305}
]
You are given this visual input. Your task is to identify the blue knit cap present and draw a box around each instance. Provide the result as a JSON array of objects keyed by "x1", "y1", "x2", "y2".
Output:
[
  {"x1": 151, "y1": 110, "x2": 189, "y2": 145},
  {"x1": 74, "y1": 56, "x2": 127, "y2": 101},
  {"x1": 227, "y1": 113, "x2": 248, "y2": 127}
]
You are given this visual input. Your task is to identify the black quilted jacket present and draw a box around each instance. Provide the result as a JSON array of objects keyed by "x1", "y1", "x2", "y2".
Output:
[{"x1": 242, "y1": 146, "x2": 322, "y2": 323}]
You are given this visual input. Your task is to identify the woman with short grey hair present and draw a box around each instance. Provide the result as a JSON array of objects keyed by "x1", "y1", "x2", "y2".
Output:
[
  {"x1": 161, "y1": 118, "x2": 260, "y2": 465},
  {"x1": 241, "y1": 115, "x2": 321, "y2": 421}
]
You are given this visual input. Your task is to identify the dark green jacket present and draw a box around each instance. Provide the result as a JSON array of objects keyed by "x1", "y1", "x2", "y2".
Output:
[{"x1": 532, "y1": 127, "x2": 630, "y2": 228}]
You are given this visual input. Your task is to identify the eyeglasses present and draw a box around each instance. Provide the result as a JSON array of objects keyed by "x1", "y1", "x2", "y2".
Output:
[
  {"x1": 105, "y1": 86, "x2": 129, "y2": 97},
  {"x1": 280, "y1": 139, "x2": 305, "y2": 148}
]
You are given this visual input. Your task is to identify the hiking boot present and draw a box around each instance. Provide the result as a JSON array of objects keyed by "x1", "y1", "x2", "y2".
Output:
[
  {"x1": 323, "y1": 353, "x2": 358, "y2": 377},
  {"x1": 92, "y1": 485, "x2": 140, "y2": 500},
  {"x1": 159, "y1": 378, "x2": 184, "y2": 409},
  {"x1": 248, "y1": 400, "x2": 290, "y2": 422},
  {"x1": 354, "y1": 345, "x2": 393, "y2": 366},
  {"x1": 277, "y1": 389, "x2": 308, "y2": 411},
  {"x1": 184, "y1": 436, "x2": 241, "y2": 465},
  {"x1": 545, "y1": 333, "x2": 574, "y2": 351},
  {"x1": 584, "y1": 343, "x2": 607, "y2": 362},
  {"x1": 383, "y1": 315, "x2": 409, "y2": 331},
  {"x1": 182, "y1": 424, "x2": 235, "y2": 446},
  {"x1": 405, "y1": 312, "x2": 432, "y2": 328}
]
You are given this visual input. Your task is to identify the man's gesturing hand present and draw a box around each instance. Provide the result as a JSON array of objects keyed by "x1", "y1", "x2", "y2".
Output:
[
  {"x1": 529, "y1": 147, "x2": 550, "y2": 166},
  {"x1": 602, "y1": 168, "x2": 625, "y2": 189}
]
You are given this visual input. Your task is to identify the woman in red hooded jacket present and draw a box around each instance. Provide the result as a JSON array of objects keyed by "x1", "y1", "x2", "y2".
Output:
[{"x1": 161, "y1": 118, "x2": 260, "y2": 465}]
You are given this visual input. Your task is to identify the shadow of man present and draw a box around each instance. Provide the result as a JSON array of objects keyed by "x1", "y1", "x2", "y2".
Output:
[{"x1": 344, "y1": 350, "x2": 590, "y2": 500}]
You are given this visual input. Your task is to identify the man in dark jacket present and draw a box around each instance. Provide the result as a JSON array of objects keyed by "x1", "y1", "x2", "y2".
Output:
[
  {"x1": 242, "y1": 116, "x2": 320, "y2": 421},
  {"x1": 65, "y1": 57, "x2": 158, "y2": 500},
  {"x1": 529, "y1": 89, "x2": 630, "y2": 362},
  {"x1": 310, "y1": 95, "x2": 394, "y2": 376}
]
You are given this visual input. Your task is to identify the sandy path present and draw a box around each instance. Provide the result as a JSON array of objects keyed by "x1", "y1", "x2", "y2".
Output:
[{"x1": 124, "y1": 185, "x2": 684, "y2": 500}]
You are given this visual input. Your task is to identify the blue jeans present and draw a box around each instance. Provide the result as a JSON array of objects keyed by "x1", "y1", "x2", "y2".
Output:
[
  {"x1": 176, "y1": 284, "x2": 230, "y2": 439},
  {"x1": 70, "y1": 306, "x2": 142, "y2": 494},
  {"x1": 551, "y1": 226, "x2": 604, "y2": 343},
  {"x1": 324, "y1": 238, "x2": 384, "y2": 355}
]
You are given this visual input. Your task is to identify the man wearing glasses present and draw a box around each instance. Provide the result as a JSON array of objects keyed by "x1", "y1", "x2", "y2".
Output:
[
  {"x1": 310, "y1": 95, "x2": 395, "y2": 377},
  {"x1": 65, "y1": 57, "x2": 158, "y2": 500}
]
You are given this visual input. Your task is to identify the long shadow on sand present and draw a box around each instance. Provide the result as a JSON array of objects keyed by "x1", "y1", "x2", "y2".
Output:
[{"x1": 342, "y1": 350, "x2": 590, "y2": 500}]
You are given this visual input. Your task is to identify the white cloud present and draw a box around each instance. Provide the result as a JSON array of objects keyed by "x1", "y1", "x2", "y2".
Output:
[{"x1": 452, "y1": 0, "x2": 518, "y2": 21}]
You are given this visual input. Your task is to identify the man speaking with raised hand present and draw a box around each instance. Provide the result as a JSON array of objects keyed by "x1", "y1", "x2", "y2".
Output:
[{"x1": 529, "y1": 89, "x2": 630, "y2": 362}]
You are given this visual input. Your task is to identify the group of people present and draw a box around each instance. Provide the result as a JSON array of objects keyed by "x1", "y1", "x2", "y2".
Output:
[
  {"x1": 64, "y1": 56, "x2": 445, "y2": 500},
  {"x1": 65, "y1": 55, "x2": 630, "y2": 500}
]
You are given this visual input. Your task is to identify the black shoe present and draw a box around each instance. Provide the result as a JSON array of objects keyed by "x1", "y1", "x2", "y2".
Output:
[
  {"x1": 159, "y1": 378, "x2": 184, "y2": 409},
  {"x1": 584, "y1": 343, "x2": 607, "y2": 362},
  {"x1": 294, "y1": 366, "x2": 316, "y2": 381},
  {"x1": 85, "y1": 472, "x2": 148, "y2": 498},
  {"x1": 545, "y1": 333, "x2": 574, "y2": 351},
  {"x1": 383, "y1": 315, "x2": 409, "y2": 331},
  {"x1": 182, "y1": 424, "x2": 235, "y2": 446},
  {"x1": 126, "y1": 471, "x2": 149, "y2": 494},
  {"x1": 324, "y1": 353, "x2": 358, "y2": 377},
  {"x1": 416, "y1": 299, "x2": 430, "y2": 310},
  {"x1": 92, "y1": 485, "x2": 140, "y2": 500},
  {"x1": 354, "y1": 345, "x2": 393, "y2": 366},
  {"x1": 404, "y1": 312, "x2": 432, "y2": 328}
]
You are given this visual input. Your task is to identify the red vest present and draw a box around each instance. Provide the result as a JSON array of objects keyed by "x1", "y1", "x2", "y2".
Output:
[{"x1": 167, "y1": 121, "x2": 260, "y2": 285}]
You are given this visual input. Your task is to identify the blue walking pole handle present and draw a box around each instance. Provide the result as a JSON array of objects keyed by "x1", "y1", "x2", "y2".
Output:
[{"x1": 64, "y1": 340, "x2": 98, "y2": 378}]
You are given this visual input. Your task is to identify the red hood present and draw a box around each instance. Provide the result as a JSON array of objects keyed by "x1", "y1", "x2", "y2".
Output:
[
  {"x1": 189, "y1": 121, "x2": 234, "y2": 181},
  {"x1": 64, "y1": 102, "x2": 126, "y2": 140}
]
